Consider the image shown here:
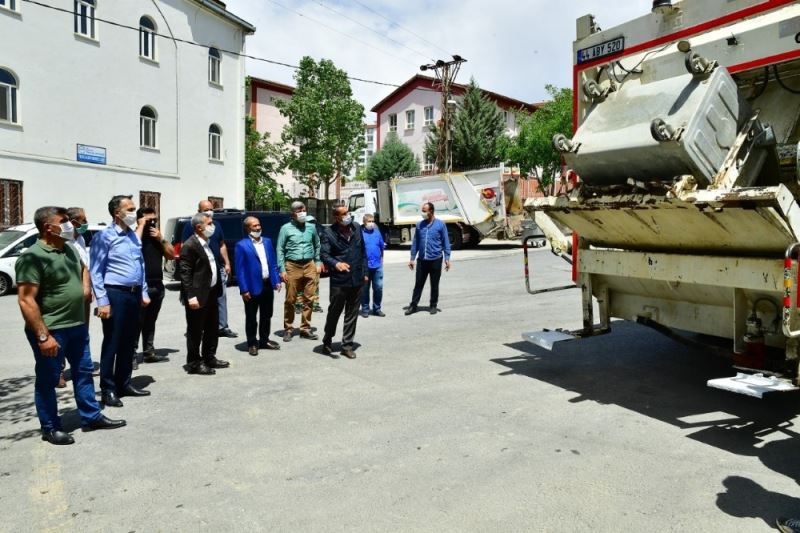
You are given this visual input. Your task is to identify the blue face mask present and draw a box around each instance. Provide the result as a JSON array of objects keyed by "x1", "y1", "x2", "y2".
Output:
[{"x1": 75, "y1": 223, "x2": 89, "y2": 235}]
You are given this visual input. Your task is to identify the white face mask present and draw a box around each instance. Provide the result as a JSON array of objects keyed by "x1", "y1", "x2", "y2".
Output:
[
  {"x1": 122, "y1": 211, "x2": 138, "y2": 229},
  {"x1": 202, "y1": 224, "x2": 215, "y2": 239},
  {"x1": 202, "y1": 210, "x2": 214, "y2": 219},
  {"x1": 52, "y1": 221, "x2": 75, "y2": 241},
  {"x1": 341, "y1": 214, "x2": 353, "y2": 226},
  {"x1": 365, "y1": 222, "x2": 375, "y2": 230},
  {"x1": 296, "y1": 212, "x2": 307, "y2": 223},
  {"x1": 250, "y1": 230, "x2": 262, "y2": 239}
]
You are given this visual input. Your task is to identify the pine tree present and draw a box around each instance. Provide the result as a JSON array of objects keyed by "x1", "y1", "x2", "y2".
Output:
[{"x1": 365, "y1": 132, "x2": 419, "y2": 186}]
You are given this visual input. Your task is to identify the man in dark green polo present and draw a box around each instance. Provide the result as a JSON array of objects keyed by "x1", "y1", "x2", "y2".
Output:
[
  {"x1": 276, "y1": 201, "x2": 322, "y2": 342},
  {"x1": 16, "y1": 206, "x2": 126, "y2": 445}
]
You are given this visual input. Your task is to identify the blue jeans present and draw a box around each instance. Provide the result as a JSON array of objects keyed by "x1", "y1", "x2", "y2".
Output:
[
  {"x1": 26, "y1": 325, "x2": 102, "y2": 431},
  {"x1": 361, "y1": 266, "x2": 384, "y2": 313},
  {"x1": 100, "y1": 287, "x2": 140, "y2": 393}
]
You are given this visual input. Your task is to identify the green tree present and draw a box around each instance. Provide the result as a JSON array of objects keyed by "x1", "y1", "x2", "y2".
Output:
[
  {"x1": 500, "y1": 85, "x2": 573, "y2": 187},
  {"x1": 244, "y1": 116, "x2": 291, "y2": 210},
  {"x1": 276, "y1": 56, "x2": 365, "y2": 201},
  {"x1": 424, "y1": 79, "x2": 506, "y2": 171},
  {"x1": 365, "y1": 132, "x2": 419, "y2": 186}
]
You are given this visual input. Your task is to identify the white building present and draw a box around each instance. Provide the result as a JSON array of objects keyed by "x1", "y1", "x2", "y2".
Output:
[
  {"x1": 0, "y1": 0, "x2": 254, "y2": 227},
  {"x1": 357, "y1": 123, "x2": 377, "y2": 172},
  {"x1": 370, "y1": 74, "x2": 540, "y2": 172}
]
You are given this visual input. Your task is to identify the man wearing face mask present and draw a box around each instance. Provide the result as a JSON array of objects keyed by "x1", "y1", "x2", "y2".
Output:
[
  {"x1": 135, "y1": 206, "x2": 174, "y2": 364},
  {"x1": 360, "y1": 213, "x2": 386, "y2": 318},
  {"x1": 320, "y1": 203, "x2": 368, "y2": 359},
  {"x1": 277, "y1": 201, "x2": 322, "y2": 342},
  {"x1": 90, "y1": 195, "x2": 151, "y2": 407},
  {"x1": 181, "y1": 200, "x2": 237, "y2": 339},
  {"x1": 405, "y1": 202, "x2": 451, "y2": 316},
  {"x1": 179, "y1": 213, "x2": 230, "y2": 375},
  {"x1": 235, "y1": 217, "x2": 281, "y2": 356},
  {"x1": 65, "y1": 206, "x2": 93, "y2": 387},
  {"x1": 16, "y1": 206, "x2": 126, "y2": 445}
]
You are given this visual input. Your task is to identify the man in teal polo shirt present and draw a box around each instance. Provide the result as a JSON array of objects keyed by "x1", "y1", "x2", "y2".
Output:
[
  {"x1": 16, "y1": 206, "x2": 126, "y2": 445},
  {"x1": 277, "y1": 201, "x2": 322, "y2": 342}
]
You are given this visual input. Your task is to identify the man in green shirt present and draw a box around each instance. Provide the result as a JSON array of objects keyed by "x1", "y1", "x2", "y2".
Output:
[
  {"x1": 277, "y1": 201, "x2": 321, "y2": 342},
  {"x1": 16, "y1": 206, "x2": 126, "y2": 445}
]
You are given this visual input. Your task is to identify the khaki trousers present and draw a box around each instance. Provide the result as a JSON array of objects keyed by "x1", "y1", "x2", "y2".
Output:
[{"x1": 284, "y1": 260, "x2": 317, "y2": 333}]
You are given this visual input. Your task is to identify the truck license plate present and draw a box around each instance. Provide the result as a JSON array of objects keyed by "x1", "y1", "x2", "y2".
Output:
[{"x1": 577, "y1": 36, "x2": 625, "y2": 64}]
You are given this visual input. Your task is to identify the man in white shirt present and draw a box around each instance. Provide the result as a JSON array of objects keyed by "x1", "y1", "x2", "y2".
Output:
[
  {"x1": 178, "y1": 213, "x2": 230, "y2": 375},
  {"x1": 65, "y1": 206, "x2": 93, "y2": 387},
  {"x1": 235, "y1": 217, "x2": 282, "y2": 356}
]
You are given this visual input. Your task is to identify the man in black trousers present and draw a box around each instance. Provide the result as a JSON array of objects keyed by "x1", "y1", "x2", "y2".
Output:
[
  {"x1": 179, "y1": 213, "x2": 230, "y2": 375},
  {"x1": 320, "y1": 203, "x2": 367, "y2": 359}
]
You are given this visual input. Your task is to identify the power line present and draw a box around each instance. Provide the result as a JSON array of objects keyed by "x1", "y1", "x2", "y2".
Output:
[
  {"x1": 311, "y1": 0, "x2": 433, "y2": 62},
  {"x1": 264, "y1": 0, "x2": 419, "y2": 69},
  {"x1": 20, "y1": 0, "x2": 401, "y2": 88},
  {"x1": 350, "y1": 0, "x2": 451, "y2": 57}
]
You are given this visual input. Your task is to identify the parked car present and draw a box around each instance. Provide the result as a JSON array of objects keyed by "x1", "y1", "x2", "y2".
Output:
[
  {"x1": 164, "y1": 209, "x2": 294, "y2": 282},
  {"x1": 0, "y1": 223, "x2": 107, "y2": 296}
]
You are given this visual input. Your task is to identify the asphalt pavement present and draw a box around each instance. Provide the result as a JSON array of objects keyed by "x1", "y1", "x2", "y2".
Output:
[{"x1": 0, "y1": 240, "x2": 798, "y2": 531}]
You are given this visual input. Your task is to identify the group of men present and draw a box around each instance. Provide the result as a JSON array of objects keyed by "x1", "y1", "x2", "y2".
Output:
[{"x1": 15, "y1": 195, "x2": 452, "y2": 445}]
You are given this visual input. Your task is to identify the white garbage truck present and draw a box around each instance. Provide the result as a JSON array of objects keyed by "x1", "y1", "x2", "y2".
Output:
[
  {"x1": 347, "y1": 166, "x2": 536, "y2": 249},
  {"x1": 525, "y1": 0, "x2": 800, "y2": 396}
]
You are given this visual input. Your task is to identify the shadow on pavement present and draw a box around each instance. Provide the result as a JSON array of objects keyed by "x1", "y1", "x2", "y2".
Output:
[
  {"x1": 0, "y1": 374, "x2": 80, "y2": 442},
  {"x1": 716, "y1": 476, "x2": 800, "y2": 528},
  {"x1": 492, "y1": 321, "x2": 800, "y2": 522}
]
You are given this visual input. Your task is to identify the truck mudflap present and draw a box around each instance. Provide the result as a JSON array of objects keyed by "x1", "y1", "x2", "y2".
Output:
[{"x1": 707, "y1": 373, "x2": 799, "y2": 398}]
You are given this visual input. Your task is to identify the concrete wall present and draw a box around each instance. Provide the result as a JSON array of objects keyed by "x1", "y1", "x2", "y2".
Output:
[{"x1": 0, "y1": 0, "x2": 250, "y2": 224}]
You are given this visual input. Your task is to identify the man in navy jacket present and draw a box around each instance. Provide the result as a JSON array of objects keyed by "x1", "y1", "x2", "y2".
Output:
[
  {"x1": 235, "y1": 217, "x2": 282, "y2": 356},
  {"x1": 406, "y1": 202, "x2": 452, "y2": 315}
]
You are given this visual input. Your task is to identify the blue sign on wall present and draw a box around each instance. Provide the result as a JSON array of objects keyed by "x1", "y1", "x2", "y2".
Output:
[{"x1": 77, "y1": 144, "x2": 107, "y2": 165}]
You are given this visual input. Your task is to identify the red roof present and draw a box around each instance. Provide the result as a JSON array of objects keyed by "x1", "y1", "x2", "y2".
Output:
[
  {"x1": 250, "y1": 77, "x2": 295, "y2": 97},
  {"x1": 371, "y1": 74, "x2": 541, "y2": 114}
]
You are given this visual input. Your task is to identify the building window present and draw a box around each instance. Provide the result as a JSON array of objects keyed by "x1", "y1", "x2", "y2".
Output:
[
  {"x1": 0, "y1": 0, "x2": 18, "y2": 12},
  {"x1": 139, "y1": 16, "x2": 156, "y2": 60},
  {"x1": 503, "y1": 110, "x2": 509, "y2": 123},
  {"x1": 424, "y1": 106, "x2": 434, "y2": 127},
  {"x1": 423, "y1": 153, "x2": 435, "y2": 172},
  {"x1": 0, "y1": 68, "x2": 18, "y2": 124},
  {"x1": 208, "y1": 124, "x2": 222, "y2": 161},
  {"x1": 74, "y1": 0, "x2": 96, "y2": 39},
  {"x1": 208, "y1": 196, "x2": 224, "y2": 209},
  {"x1": 139, "y1": 191, "x2": 160, "y2": 214},
  {"x1": 405, "y1": 110, "x2": 415, "y2": 130},
  {"x1": 208, "y1": 47, "x2": 221, "y2": 85},
  {"x1": 139, "y1": 106, "x2": 157, "y2": 148},
  {"x1": 0, "y1": 179, "x2": 23, "y2": 229},
  {"x1": 388, "y1": 113, "x2": 397, "y2": 132}
]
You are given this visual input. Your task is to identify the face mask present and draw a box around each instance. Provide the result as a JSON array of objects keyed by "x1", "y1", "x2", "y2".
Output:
[
  {"x1": 202, "y1": 210, "x2": 214, "y2": 219},
  {"x1": 250, "y1": 230, "x2": 262, "y2": 239},
  {"x1": 365, "y1": 222, "x2": 375, "y2": 230},
  {"x1": 122, "y1": 211, "x2": 138, "y2": 229},
  {"x1": 203, "y1": 224, "x2": 215, "y2": 239},
  {"x1": 75, "y1": 223, "x2": 89, "y2": 235},
  {"x1": 341, "y1": 214, "x2": 353, "y2": 226},
  {"x1": 52, "y1": 221, "x2": 75, "y2": 241},
  {"x1": 296, "y1": 212, "x2": 307, "y2": 223}
]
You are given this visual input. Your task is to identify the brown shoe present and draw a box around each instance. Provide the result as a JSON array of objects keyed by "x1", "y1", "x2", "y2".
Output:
[
  {"x1": 300, "y1": 331, "x2": 319, "y2": 340},
  {"x1": 341, "y1": 348, "x2": 356, "y2": 359},
  {"x1": 248, "y1": 346, "x2": 258, "y2": 356}
]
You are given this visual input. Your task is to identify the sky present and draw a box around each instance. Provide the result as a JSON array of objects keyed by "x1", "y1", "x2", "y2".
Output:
[{"x1": 223, "y1": 0, "x2": 651, "y2": 119}]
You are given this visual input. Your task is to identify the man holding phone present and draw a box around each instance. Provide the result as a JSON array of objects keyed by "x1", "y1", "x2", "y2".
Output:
[{"x1": 136, "y1": 206, "x2": 174, "y2": 364}]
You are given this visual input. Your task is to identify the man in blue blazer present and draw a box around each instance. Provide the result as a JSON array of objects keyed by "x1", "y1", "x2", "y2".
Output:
[{"x1": 235, "y1": 217, "x2": 282, "y2": 356}]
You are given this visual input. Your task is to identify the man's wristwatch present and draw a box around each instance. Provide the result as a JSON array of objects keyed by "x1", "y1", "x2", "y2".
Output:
[{"x1": 38, "y1": 333, "x2": 49, "y2": 343}]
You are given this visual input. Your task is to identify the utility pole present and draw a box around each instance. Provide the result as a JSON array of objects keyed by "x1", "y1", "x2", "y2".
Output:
[{"x1": 420, "y1": 55, "x2": 466, "y2": 174}]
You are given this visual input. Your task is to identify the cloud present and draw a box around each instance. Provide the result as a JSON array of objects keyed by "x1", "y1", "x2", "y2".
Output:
[{"x1": 225, "y1": 0, "x2": 650, "y2": 119}]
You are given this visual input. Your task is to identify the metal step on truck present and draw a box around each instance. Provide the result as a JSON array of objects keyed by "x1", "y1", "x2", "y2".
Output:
[
  {"x1": 348, "y1": 166, "x2": 539, "y2": 250},
  {"x1": 525, "y1": 0, "x2": 800, "y2": 398}
]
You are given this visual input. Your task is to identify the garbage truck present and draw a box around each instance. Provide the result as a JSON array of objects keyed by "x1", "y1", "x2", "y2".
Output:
[
  {"x1": 525, "y1": 0, "x2": 800, "y2": 397},
  {"x1": 347, "y1": 166, "x2": 536, "y2": 249}
]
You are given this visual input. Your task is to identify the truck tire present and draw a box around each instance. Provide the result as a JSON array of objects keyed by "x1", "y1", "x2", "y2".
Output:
[
  {"x1": 447, "y1": 225, "x2": 463, "y2": 250},
  {"x1": 465, "y1": 227, "x2": 482, "y2": 248}
]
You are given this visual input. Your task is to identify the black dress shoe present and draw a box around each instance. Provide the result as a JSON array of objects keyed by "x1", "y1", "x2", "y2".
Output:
[
  {"x1": 83, "y1": 414, "x2": 127, "y2": 431},
  {"x1": 372, "y1": 310, "x2": 386, "y2": 317},
  {"x1": 218, "y1": 328, "x2": 238, "y2": 338},
  {"x1": 42, "y1": 429, "x2": 74, "y2": 445},
  {"x1": 248, "y1": 346, "x2": 259, "y2": 356},
  {"x1": 322, "y1": 344, "x2": 339, "y2": 358},
  {"x1": 283, "y1": 331, "x2": 293, "y2": 342},
  {"x1": 259, "y1": 340, "x2": 280, "y2": 350},
  {"x1": 360, "y1": 311, "x2": 369, "y2": 318},
  {"x1": 429, "y1": 307, "x2": 438, "y2": 315},
  {"x1": 187, "y1": 363, "x2": 216, "y2": 375},
  {"x1": 143, "y1": 352, "x2": 168, "y2": 363},
  {"x1": 121, "y1": 385, "x2": 151, "y2": 397},
  {"x1": 404, "y1": 306, "x2": 418, "y2": 316},
  {"x1": 341, "y1": 348, "x2": 357, "y2": 359},
  {"x1": 299, "y1": 331, "x2": 318, "y2": 340},
  {"x1": 206, "y1": 358, "x2": 230, "y2": 369},
  {"x1": 102, "y1": 391, "x2": 123, "y2": 407}
]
